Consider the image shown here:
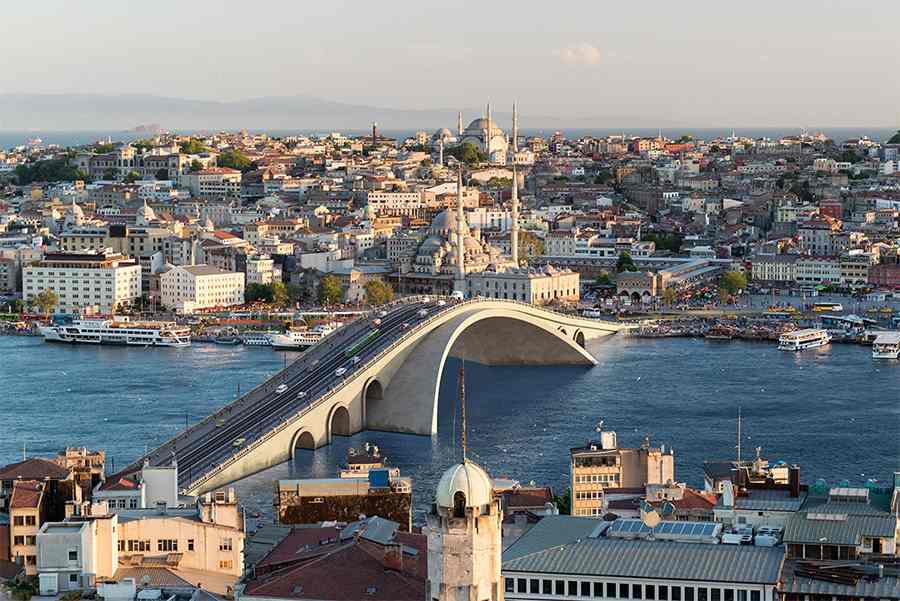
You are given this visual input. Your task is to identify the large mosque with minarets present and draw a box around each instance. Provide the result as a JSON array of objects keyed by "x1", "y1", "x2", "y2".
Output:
[{"x1": 432, "y1": 102, "x2": 521, "y2": 166}]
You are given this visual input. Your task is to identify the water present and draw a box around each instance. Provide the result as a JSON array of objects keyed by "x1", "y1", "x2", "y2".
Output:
[{"x1": 0, "y1": 335, "x2": 897, "y2": 519}]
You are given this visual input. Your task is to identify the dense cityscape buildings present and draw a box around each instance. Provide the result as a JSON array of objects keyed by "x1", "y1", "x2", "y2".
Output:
[{"x1": 2, "y1": 3, "x2": 899, "y2": 601}]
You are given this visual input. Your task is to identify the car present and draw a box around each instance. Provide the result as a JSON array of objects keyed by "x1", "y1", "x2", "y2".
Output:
[
  {"x1": 335, "y1": 367, "x2": 347, "y2": 376},
  {"x1": 372, "y1": 318, "x2": 382, "y2": 326},
  {"x1": 378, "y1": 310, "x2": 387, "y2": 317},
  {"x1": 352, "y1": 355, "x2": 361, "y2": 364},
  {"x1": 215, "y1": 419, "x2": 226, "y2": 428},
  {"x1": 437, "y1": 300, "x2": 446, "y2": 306},
  {"x1": 417, "y1": 309, "x2": 428, "y2": 317},
  {"x1": 296, "y1": 391, "x2": 307, "y2": 399},
  {"x1": 232, "y1": 437, "x2": 246, "y2": 447},
  {"x1": 276, "y1": 384, "x2": 288, "y2": 394},
  {"x1": 401, "y1": 322, "x2": 410, "y2": 329},
  {"x1": 450, "y1": 291, "x2": 464, "y2": 301}
]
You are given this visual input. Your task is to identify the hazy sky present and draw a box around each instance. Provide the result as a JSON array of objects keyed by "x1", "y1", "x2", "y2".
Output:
[{"x1": 4, "y1": 0, "x2": 898, "y2": 126}]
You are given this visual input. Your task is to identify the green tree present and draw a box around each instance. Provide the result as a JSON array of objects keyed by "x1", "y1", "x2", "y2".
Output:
[
  {"x1": 364, "y1": 280, "x2": 395, "y2": 305},
  {"x1": 642, "y1": 233, "x2": 683, "y2": 253},
  {"x1": 244, "y1": 283, "x2": 273, "y2": 303},
  {"x1": 446, "y1": 141, "x2": 486, "y2": 166},
  {"x1": 13, "y1": 159, "x2": 87, "y2": 185},
  {"x1": 123, "y1": 170, "x2": 141, "y2": 183},
  {"x1": 179, "y1": 139, "x2": 210, "y2": 154},
  {"x1": 518, "y1": 231, "x2": 545, "y2": 260},
  {"x1": 839, "y1": 149, "x2": 862, "y2": 164},
  {"x1": 102, "y1": 167, "x2": 119, "y2": 180},
  {"x1": 3, "y1": 577, "x2": 38, "y2": 601},
  {"x1": 484, "y1": 177, "x2": 512, "y2": 189},
  {"x1": 594, "y1": 169, "x2": 613, "y2": 184},
  {"x1": 155, "y1": 168, "x2": 170, "y2": 180},
  {"x1": 662, "y1": 288, "x2": 678, "y2": 306},
  {"x1": 318, "y1": 275, "x2": 343, "y2": 306},
  {"x1": 271, "y1": 281, "x2": 291, "y2": 308},
  {"x1": 132, "y1": 139, "x2": 154, "y2": 153},
  {"x1": 616, "y1": 251, "x2": 638, "y2": 273},
  {"x1": 553, "y1": 487, "x2": 571, "y2": 515},
  {"x1": 92, "y1": 143, "x2": 115, "y2": 154},
  {"x1": 189, "y1": 159, "x2": 203, "y2": 173},
  {"x1": 676, "y1": 134, "x2": 694, "y2": 143},
  {"x1": 594, "y1": 271, "x2": 613, "y2": 286},
  {"x1": 217, "y1": 149, "x2": 253, "y2": 172},
  {"x1": 32, "y1": 289, "x2": 59, "y2": 316},
  {"x1": 719, "y1": 271, "x2": 747, "y2": 295}
]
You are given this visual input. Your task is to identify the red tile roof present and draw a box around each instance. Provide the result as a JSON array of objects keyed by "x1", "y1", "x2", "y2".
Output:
[
  {"x1": 10, "y1": 480, "x2": 43, "y2": 510},
  {"x1": 0, "y1": 457, "x2": 70, "y2": 481}
]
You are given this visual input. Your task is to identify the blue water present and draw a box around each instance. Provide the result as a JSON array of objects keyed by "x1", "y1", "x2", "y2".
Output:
[{"x1": 0, "y1": 335, "x2": 897, "y2": 518}]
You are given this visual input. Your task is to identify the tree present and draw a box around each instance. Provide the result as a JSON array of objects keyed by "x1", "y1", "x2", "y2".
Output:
[
  {"x1": 662, "y1": 288, "x2": 678, "y2": 306},
  {"x1": 155, "y1": 168, "x2": 170, "y2": 180},
  {"x1": 642, "y1": 233, "x2": 683, "y2": 253},
  {"x1": 189, "y1": 159, "x2": 203, "y2": 173},
  {"x1": 364, "y1": 280, "x2": 395, "y2": 305},
  {"x1": 123, "y1": 170, "x2": 141, "y2": 183},
  {"x1": 719, "y1": 271, "x2": 747, "y2": 295},
  {"x1": 245, "y1": 283, "x2": 273, "y2": 303},
  {"x1": 888, "y1": 130, "x2": 900, "y2": 144},
  {"x1": 3, "y1": 577, "x2": 38, "y2": 601},
  {"x1": 318, "y1": 275, "x2": 343, "y2": 306},
  {"x1": 102, "y1": 167, "x2": 119, "y2": 180},
  {"x1": 446, "y1": 141, "x2": 486, "y2": 166},
  {"x1": 616, "y1": 251, "x2": 638, "y2": 273},
  {"x1": 32, "y1": 289, "x2": 58, "y2": 316},
  {"x1": 179, "y1": 139, "x2": 209, "y2": 154},
  {"x1": 92, "y1": 143, "x2": 116, "y2": 154},
  {"x1": 594, "y1": 271, "x2": 613, "y2": 286},
  {"x1": 676, "y1": 134, "x2": 694, "y2": 143},
  {"x1": 839, "y1": 149, "x2": 862, "y2": 164},
  {"x1": 271, "y1": 281, "x2": 290, "y2": 308},
  {"x1": 553, "y1": 487, "x2": 571, "y2": 515},
  {"x1": 517, "y1": 231, "x2": 545, "y2": 260},
  {"x1": 484, "y1": 177, "x2": 512, "y2": 189},
  {"x1": 13, "y1": 159, "x2": 87, "y2": 185},
  {"x1": 217, "y1": 149, "x2": 253, "y2": 172},
  {"x1": 132, "y1": 139, "x2": 154, "y2": 153}
]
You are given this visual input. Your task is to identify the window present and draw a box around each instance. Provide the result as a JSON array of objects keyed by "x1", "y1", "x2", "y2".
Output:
[
  {"x1": 505, "y1": 578, "x2": 514, "y2": 593},
  {"x1": 517, "y1": 579, "x2": 527, "y2": 593},
  {"x1": 556, "y1": 580, "x2": 566, "y2": 595},
  {"x1": 724, "y1": 590, "x2": 734, "y2": 601},
  {"x1": 646, "y1": 585, "x2": 656, "y2": 600},
  {"x1": 660, "y1": 586, "x2": 668, "y2": 601},
  {"x1": 620, "y1": 583, "x2": 630, "y2": 599},
  {"x1": 595, "y1": 582, "x2": 604, "y2": 598},
  {"x1": 607, "y1": 583, "x2": 617, "y2": 598},
  {"x1": 698, "y1": 588, "x2": 707, "y2": 601},
  {"x1": 13, "y1": 536, "x2": 24, "y2": 546},
  {"x1": 672, "y1": 588, "x2": 681, "y2": 601},
  {"x1": 187, "y1": 539, "x2": 195, "y2": 551},
  {"x1": 129, "y1": 498, "x2": 138, "y2": 509},
  {"x1": 118, "y1": 540, "x2": 125, "y2": 551},
  {"x1": 738, "y1": 592, "x2": 747, "y2": 601},
  {"x1": 158, "y1": 539, "x2": 177, "y2": 552},
  {"x1": 543, "y1": 580, "x2": 552, "y2": 595},
  {"x1": 25, "y1": 516, "x2": 36, "y2": 526},
  {"x1": 750, "y1": 593, "x2": 760, "y2": 601},
  {"x1": 13, "y1": 516, "x2": 24, "y2": 526},
  {"x1": 69, "y1": 574, "x2": 79, "y2": 584},
  {"x1": 219, "y1": 560, "x2": 233, "y2": 570},
  {"x1": 26, "y1": 556, "x2": 36, "y2": 565},
  {"x1": 711, "y1": 590, "x2": 720, "y2": 601},
  {"x1": 68, "y1": 550, "x2": 78, "y2": 561},
  {"x1": 582, "y1": 582, "x2": 591, "y2": 597},
  {"x1": 219, "y1": 537, "x2": 233, "y2": 551},
  {"x1": 685, "y1": 587, "x2": 694, "y2": 601},
  {"x1": 530, "y1": 579, "x2": 540, "y2": 594},
  {"x1": 633, "y1": 585, "x2": 643, "y2": 600},
  {"x1": 569, "y1": 581, "x2": 578, "y2": 596}
]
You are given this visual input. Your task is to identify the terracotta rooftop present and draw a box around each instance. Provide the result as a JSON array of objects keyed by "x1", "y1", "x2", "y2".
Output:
[
  {"x1": 0, "y1": 457, "x2": 70, "y2": 481},
  {"x1": 10, "y1": 480, "x2": 43, "y2": 510}
]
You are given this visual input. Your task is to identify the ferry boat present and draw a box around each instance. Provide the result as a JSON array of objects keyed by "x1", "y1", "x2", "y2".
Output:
[
  {"x1": 871, "y1": 332, "x2": 900, "y2": 360},
  {"x1": 777, "y1": 328, "x2": 831, "y2": 351},
  {"x1": 241, "y1": 331, "x2": 275, "y2": 346},
  {"x1": 39, "y1": 317, "x2": 190, "y2": 347},
  {"x1": 271, "y1": 323, "x2": 338, "y2": 351}
]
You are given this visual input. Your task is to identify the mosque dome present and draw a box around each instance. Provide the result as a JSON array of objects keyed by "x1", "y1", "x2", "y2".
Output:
[
  {"x1": 432, "y1": 127, "x2": 453, "y2": 141},
  {"x1": 435, "y1": 461, "x2": 493, "y2": 509},
  {"x1": 137, "y1": 200, "x2": 157, "y2": 225},
  {"x1": 430, "y1": 209, "x2": 469, "y2": 235},
  {"x1": 464, "y1": 118, "x2": 504, "y2": 138}
]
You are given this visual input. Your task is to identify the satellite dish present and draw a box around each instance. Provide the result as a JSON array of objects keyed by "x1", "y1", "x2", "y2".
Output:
[{"x1": 641, "y1": 509, "x2": 661, "y2": 529}]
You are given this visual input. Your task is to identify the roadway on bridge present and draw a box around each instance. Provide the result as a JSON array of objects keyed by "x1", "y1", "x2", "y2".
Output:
[{"x1": 137, "y1": 298, "x2": 456, "y2": 491}]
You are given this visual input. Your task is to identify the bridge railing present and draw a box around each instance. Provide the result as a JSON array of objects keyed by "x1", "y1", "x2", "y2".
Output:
[{"x1": 183, "y1": 297, "x2": 621, "y2": 491}]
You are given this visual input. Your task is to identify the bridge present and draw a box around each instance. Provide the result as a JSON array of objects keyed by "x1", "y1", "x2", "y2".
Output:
[{"x1": 129, "y1": 298, "x2": 626, "y2": 496}]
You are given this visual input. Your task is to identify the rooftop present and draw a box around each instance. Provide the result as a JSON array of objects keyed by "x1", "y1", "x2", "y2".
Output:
[{"x1": 0, "y1": 457, "x2": 71, "y2": 481}]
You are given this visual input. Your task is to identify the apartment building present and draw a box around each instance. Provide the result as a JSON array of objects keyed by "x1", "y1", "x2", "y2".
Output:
[
  {"x1": 751, "y1": 255, "x2": 799, "y2": 284},
  {"x1": 159, "y1": 264, "x2": 245, "y2": 313},
  {"x1": 9, "y1": 480, "x2": 47, "y2": 575},
  {"x1": 180, "y1": 168, "x2": 242, "y2": 199},
  {"x1": 795, "y1": 257, "x2": 840, "y2": 287},
  {"x1": 467, "y1": 265, "x2": 580, "y2": 305},
  {"x1": 23, "y1": 251, "x2": 141, "y2": 314},
  {"x1": 570, "y1": 428, "x2": 674, "y2": 518}
]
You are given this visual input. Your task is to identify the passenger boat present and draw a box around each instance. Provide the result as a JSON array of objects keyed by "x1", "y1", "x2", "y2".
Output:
[
  {"x1": 38, "y1": 317, "x2": 190, "y2": 347},
  {"x1": 871, "y1": 332, "x2": 900, "y2": 360},
  {"x1": 777, "y1": 328, "x2": 831, "y2": 352},
  {"x1": 271, "y1": 323, "x2": 337, "y2": 350},
  {"x1": 241, "y1": 331, "x2": 274, "y2": 346}
]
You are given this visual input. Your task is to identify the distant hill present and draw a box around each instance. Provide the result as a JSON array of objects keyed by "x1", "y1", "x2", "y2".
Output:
[{"x1": 0, "y1": 93, "x2": 674, "y2": 132}]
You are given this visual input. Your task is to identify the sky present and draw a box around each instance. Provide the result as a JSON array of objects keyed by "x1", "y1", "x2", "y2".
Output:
[{"x1": 3, "y1": 0, "x2": 898, "y2": 127}]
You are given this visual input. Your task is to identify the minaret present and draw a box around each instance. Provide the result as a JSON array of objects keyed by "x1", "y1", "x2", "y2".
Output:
[
  {"x1": 454, "y1": 167, "x2": 466, "y2": 294},
  {"x1": 485, "y1": 102, "x2": 492, "y2": 159},
  {"x1": 438, "y1": 138, "x2": 444, "y2": 167},
  {"x1": 510, "y1": 163, "x2": 519, "y2": 267},
  {"x1": 512, "y1": 101, "x2": 519, "y2": 153},
  {"x1": 457, "y1": 111, "x2": 463, "y2": 137}
]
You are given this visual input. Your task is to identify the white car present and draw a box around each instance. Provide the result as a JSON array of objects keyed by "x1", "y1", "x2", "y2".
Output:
[
  {"x1": 296, "y1": 391, "x2": 307, "y2": 399},
  {"x1": 276, "y1": 384, "x2": 288, "y2": 394},
  {"x1": 232, "y1": 437, "x2": 246, "y2": 447},
  {"x1": 335, "y1": 367, "x2": 347, "y2": 376},
  {"x1": 437, "y1": 300, "x2": 446, "y2": 306},
  {"x1": 417, "y1": 309, "x2": 428, "y2": 317},
  {"x1": 352, "y1": 356, "x2": 361, "y2": 364},
  {"x1": 378, "y1": 310, "x2": 387, "y2": 317}
]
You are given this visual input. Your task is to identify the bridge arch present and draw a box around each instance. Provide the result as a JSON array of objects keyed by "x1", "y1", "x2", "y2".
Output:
[
  {"x1": 362, "y1": 378, "x2": 384, "y2": 429},
  {"x1": 290, "y1": 430, "x2": 315, "y2": 456},
  {"x1": 574, "y1": 330, "x2": 585, "y2": 348},
  {"x1": 328, "y1": 405, "x2": 351, "y2": 440}
]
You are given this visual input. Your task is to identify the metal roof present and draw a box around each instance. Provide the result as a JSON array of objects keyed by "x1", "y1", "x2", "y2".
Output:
[
  {"x1": 783, "y1": 512, "x2": 896, "y2": 546},
  {"x1": 728, "y1": 489, "x2": 806, "y2": 512},
  {"x1": 503, "y1": 538, "x2": 784, "y2": 584},
  {"x1": 781, "y1": 561, "x2": 900, "y2": 599},
  {"x1": 503, "y1": 515, "x2": 599, "y2": 562}
]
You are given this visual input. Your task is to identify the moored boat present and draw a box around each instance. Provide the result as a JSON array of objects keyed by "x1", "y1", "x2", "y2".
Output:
[
  {"x1": 271, "y1": 323, "x2": 338, "y2": 350},
  {"x1": 871, "y1": 332, "x2": 900, "y2": 360},
  {"x1": 38, "y1": 316, "x2": 190, "y2": 347},
  {"x1": 777, "y1": 328, "x2": 831, "y2": 351}
]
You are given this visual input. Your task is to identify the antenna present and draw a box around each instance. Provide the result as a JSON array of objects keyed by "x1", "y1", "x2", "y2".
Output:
[
  {"x1": 458, "y1": 362, "x2": 467, "y2": 463},
  {"x1": 736, "y1": 407, "x2": 742, "y2": 465}
]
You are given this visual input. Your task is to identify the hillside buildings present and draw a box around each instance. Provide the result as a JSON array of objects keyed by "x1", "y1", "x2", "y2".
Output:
[{"x1": 159, "y1": 264, "x2": 245, "y2": 313}]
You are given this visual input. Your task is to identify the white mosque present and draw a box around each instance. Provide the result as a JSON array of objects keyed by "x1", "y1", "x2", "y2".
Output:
[{"x1": 454, "y1": 102, "x2": 520, "y2": 165}]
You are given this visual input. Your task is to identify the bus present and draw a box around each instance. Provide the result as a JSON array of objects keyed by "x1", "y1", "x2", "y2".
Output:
[{"x1": 813, "y1": 302, "x2": 843, "y2": 312}]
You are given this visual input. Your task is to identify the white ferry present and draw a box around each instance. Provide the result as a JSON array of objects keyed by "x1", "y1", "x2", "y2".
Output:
[
  {"x1": 39, "y1": 317, "x2": 191, "y2": 347},
  {"x1": 777, "y1": 328, "x2": 831, "y2": 352},
  {"x1": 241, "y1": 331, "x2": 275, "y2": 346},
  {"x1": 271, "y1": 323, "x2": 338, "y2": 351},
  {"x1": 871, "y1": 332, "x2": 900, "y2": 360}
]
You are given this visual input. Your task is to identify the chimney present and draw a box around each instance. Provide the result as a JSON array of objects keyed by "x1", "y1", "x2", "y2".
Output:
[
  {"x1": 788, "y1": 465, "x2": 801, "y2": 498},
  {"x1": 383, "y1": 542, "x2": 403, "y2": 571}
]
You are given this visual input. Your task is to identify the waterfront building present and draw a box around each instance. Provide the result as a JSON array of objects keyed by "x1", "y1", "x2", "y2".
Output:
[
  {"x1": 92, "y1": 460, "x2": 179, "y2": 511},
  {"x1": 502, "y1": 516, "x2": 784, "y2": 601},
  {"x1": 22, "y1": 250, "x2": 141, "y2": 314},
  {"x1": 570, "y1": 427, "x2": 675, "y2": 518},
  {"x1": 159, "y1": 264, "x2": 245, "y2": 313},
  {"x1": 36, "y1": 513, "x2": 118, "y2": 594},
  {"x1": 9, "y1": 480, "x2": 46, "y2": 574}
]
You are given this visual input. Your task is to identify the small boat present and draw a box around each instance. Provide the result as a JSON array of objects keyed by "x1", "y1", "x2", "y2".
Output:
[
  {"x1": 872, "y1": 332, "x2": 900, "y2": 360},
  {"x1": 214, "y1": 336, "x2": 241, "y2": 345},
  {"x1": 242, "y1": 332, "x2": 274, "y2": 346},
  {"x1": 705, "y1": 325, "x2": 734, "y2": 341},
  {"x1": 778, "y1": 328, "x2": 831, "y2": 351}
]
